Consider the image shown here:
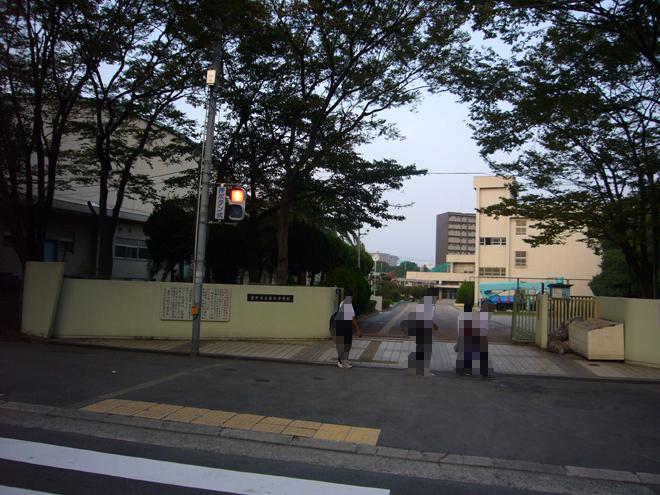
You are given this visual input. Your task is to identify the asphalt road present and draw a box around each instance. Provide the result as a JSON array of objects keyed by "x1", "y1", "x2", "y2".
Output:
[
  {"x1": 1, "y1": 342, "x2": 660, "y2": 476},
  {"x1": 0, "y1": 424, "x2": 555, "y2": 495},
  {"x1": 360, "y1": 301, "x2": 513, "y2": 342}
]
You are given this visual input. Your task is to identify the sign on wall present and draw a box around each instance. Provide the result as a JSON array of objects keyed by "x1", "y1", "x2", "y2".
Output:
[
  {"x1": 247, "y1": 294, "x2": 294, "y2": 303},
  {"x1": 161, "y1": 287, "x2": 230, "y2": 321}
]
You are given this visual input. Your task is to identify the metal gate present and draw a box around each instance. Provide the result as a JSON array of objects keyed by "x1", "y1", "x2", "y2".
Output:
[
  {"x1": 547, "y1": 296, "x2": 598, "y2": 339},
  {"x1": 511, "y1": 292, "x2": 538, "y2": 343}
]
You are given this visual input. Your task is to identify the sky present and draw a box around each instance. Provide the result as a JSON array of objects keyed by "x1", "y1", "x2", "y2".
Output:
[{"x1": 358, "y1": 91, "x2": 490, "y2": 267}]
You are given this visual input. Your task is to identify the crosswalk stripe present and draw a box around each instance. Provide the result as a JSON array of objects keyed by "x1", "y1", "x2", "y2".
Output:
[
  {"x1": 0, "y1": 437, "x2": 389, "y2": 495},
  {"x1": 0, "y1": 486, "x2": 57, "y2": 495}
]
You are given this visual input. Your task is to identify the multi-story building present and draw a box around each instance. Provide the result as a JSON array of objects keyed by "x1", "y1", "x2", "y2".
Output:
[
  {"x1": 370, "y1": 251, "x2": 399, "y2": 269},
  {"x1": 0, "y1": 112, "x2": 196, "y2": 281},
  {"x1": 474, "y1": 176, "x2": 600, "y2": 296},
  {"x1": 405, "y1": 252, "x2": 476, "y2": 299},
  {"x1": 435, "y1": 212, "x2": 476, "y2": 266}
]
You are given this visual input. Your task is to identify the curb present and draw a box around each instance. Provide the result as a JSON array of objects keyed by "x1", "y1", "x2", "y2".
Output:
[{"x1": 1, "y1": 400, "x2": 658, "y2": 487}]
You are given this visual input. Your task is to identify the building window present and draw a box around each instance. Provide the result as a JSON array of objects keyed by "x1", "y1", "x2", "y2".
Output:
[
  {"x1": 515, "y1": 251, "x2": 527, "y2": 267},
  {"x1": 515, "y1": 219, "x2": 527, "y2": 235},
  {"x1": 479, "y1": 267, "x2": 506, "y2": 276},
  {"x1": 480, "y1": 237, "x2": 507, "y2": 246},
  {"x1": 114, "y1": 237, "x2": 148, "y2": 260}
]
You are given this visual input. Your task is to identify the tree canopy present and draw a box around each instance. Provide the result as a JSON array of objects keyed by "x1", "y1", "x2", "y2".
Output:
[{"x1": 441, "y1": 0, "x2": 659, "y2": 298}]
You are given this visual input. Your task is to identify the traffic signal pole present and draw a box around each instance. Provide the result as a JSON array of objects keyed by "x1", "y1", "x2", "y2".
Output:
[{"x1": 191, "y1": 65, "x2": 219, "y2": 356}]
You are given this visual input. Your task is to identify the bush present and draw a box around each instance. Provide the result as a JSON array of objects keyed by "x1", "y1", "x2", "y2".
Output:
[
  {"x1": 376, "y1": 279, "x2": 401, "y2": 302},
  {"x1": 382, "y1": 298, "x2": 392, "y2": 309},
  {"x1": 456, "y1": 281, "x2": 475, "y2": 308},
  {"x1": 324, "y1": 267, "x2": 371, "y2": 314}
]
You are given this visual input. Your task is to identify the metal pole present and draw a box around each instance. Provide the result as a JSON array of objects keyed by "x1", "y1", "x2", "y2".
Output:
[
  {"x1": 356, "y1": 229, "x2": 361, "y2": 270},
  {"x1": 191, "y1": 55, "x2": 221, "y2": 356}
]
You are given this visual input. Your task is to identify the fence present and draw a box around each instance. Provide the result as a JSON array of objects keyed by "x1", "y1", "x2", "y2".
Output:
[{"x1": 548, "y1": 296, "x2": 599, "y2": 338}]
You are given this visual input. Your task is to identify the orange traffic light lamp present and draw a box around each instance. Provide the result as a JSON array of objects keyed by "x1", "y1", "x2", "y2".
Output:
[{"x1": 227, "y1": 185, "x2": 246, "y2": 221}]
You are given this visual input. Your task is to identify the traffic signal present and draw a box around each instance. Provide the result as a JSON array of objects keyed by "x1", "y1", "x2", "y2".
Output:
[{"x1": 227, "y1": 186, "x2": 246, "y2": 221}]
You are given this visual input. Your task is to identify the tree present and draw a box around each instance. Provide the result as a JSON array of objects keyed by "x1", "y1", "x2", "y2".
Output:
[
  {"x1": 443, "y1": 0, "x2": 659, "y2": 298},
  {"x1": 395, "y1": 260, "x2": 420, "y2": 278},
  {"x1": 590, "y1": 248, "x2": 635, "y2": 298},
  {"x1": 0, "y1": 0, "x2": 98, "y2": 267},
  {"x1": 456, "y1": 281, "x2": 475, "y2": 308},
  {"x1": 65, "y1": 0, "x2": 200, "y2": 278},
  {"x1": 143, "y1": 198, "x2": 195, "y2": 281},
  {"x1": 210, "y1": 1, "x2": 469, "y2": 284},
  {"x1": 324, "y1": 266, "x2": 371, "y2": 315}
]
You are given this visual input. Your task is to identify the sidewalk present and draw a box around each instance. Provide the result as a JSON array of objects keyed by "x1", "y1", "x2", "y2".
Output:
[{"x1": 55, "y1": 336, "x2": 660, "y2": 381}]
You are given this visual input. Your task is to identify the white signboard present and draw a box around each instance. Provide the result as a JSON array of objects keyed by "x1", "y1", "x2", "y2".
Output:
[
  {"x1": 161, "y1": 286, "x2": 230, "y2": 321},
  {"x1": 214, "y1": 185, "x2": 226, "y2": 220}
]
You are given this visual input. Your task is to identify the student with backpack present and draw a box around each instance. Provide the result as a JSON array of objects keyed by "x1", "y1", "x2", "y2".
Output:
[{"x1": 332, "y1": 290, "x2": 362, "y2": 368}]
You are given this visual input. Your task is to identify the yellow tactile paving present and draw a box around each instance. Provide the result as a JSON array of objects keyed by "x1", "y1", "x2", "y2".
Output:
[
  {"x1": 222, "y1": 413, "x2": 264, "y2": 430},
  {"x1": 282, "y1": 426, "x2": 317, "y2": 438},
  {"x1": 192, "y1": 410, "x2": 236, "y2": 426},
  {"x1": 134, "y1": 403, "x2": 184, "y2": 419},
  {"x1": 289, "y1": 419, "x2": 322, "y2": 430},
  {"x1": 251, "y1": 422, "x2": 287, "y2": 434},
  {"x1": 313, "y1": 423, "x2": 351, "y2": 442},
  {"x1": 109, "y1": 400, "x2": 154, "y2": 416},
  {"x1": 81, "y1": 399, "x2": 126, "y2": 413},
  {"x1": 164, "y1": 407, "x2": 211, "y2": 423},
  {"x1": 344, "y1": 427, "x2": 380, "y2": 446},
  {"x1": 259, "y1": 416, "x2": 293, "y2": 427},
  {"x1": 79, "y1": 400, "x2": 381, "y2": 445}
]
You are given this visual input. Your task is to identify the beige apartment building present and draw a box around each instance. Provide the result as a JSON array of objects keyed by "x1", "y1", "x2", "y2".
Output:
[
  {"x1": 474, "y1": 176, "x2": 600, "y2": 297},
  {"x1": 405, "y1": 177, "x2": 601, "y2": 299},
  {"x1": 405, "y1": 254, "x2": 475, "y2": 299}
]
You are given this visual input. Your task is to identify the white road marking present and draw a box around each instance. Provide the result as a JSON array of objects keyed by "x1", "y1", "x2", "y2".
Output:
[
  {"x1": 0, "y1": 486, "x2": 57, "y2": 495},
  {"x1": 0, "y1": 437, "x2": 389, "y2": 495}
]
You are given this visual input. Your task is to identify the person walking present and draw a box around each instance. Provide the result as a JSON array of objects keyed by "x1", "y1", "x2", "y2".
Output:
[
  {"x1": 334, "y1": 290, "x2": 362, "y2": 369},
  {"x1": 406, "y1": 295, "x2": 438, "y2": 376}
]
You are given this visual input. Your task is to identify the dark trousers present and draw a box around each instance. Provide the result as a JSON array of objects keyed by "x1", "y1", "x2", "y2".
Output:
[{"x1": 335, "y1": 321, "x2": 353, "y2": 362}]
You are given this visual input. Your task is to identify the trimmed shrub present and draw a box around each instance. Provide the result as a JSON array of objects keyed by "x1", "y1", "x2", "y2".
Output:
[
  {"x1": 456, "y1": 281, "x2": 475, "y2": 309},
  {"x1": 324, "y1": 267, "x2": 371, "y2": 314}
]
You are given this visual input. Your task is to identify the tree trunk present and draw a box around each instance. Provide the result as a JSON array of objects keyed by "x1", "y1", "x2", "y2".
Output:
[
  {"x1": 246, "y1": 217, "x2": 262, "y2": 283},
  {"x1": 275, "y1": 190, "x2": 292, "y2": 285}
]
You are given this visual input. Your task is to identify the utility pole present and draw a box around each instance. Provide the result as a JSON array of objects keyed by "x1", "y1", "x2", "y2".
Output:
[
  {"x1": 191, "y1": 44, "x2": 222, "y2": 356},
  {"x1": 356, "y1": 228, "x2": 361, "y2": 270}
]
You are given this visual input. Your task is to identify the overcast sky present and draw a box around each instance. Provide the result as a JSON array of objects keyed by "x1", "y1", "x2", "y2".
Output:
[{"x1": 359, "y1": 91, "x2": 490, "y2": 267}]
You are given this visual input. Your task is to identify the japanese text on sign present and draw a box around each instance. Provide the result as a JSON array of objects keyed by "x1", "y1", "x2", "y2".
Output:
[
  {"x1": 161, "y1": 287, "x2": 230, "y2": 321},
  {"x1": 247, "y1": 294, "x2": 294, "y2": 303}
]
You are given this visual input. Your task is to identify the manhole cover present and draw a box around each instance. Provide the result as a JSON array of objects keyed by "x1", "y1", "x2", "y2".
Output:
[{"x1": 312, "y1": 377, "x2": 326, "y2": 381}]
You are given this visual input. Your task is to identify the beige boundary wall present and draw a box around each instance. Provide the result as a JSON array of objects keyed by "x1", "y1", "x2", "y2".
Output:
[
  {"x1": 597, "y1": 297, "x2": 660, "y2": 369},
  {"x1": 22, "y1": 262, "x2": 337, "y2": 340}
]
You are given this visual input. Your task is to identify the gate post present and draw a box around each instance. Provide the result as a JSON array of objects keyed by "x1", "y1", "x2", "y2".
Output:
[{"x1": 535, "y1": 294, "x2": 549, "y2": 349}]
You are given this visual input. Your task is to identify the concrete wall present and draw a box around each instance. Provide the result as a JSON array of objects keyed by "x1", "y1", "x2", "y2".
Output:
[
  {"x1": 598, "y1": 297, "x2": 660, "y2": 368},
  {"x1": 21, "y1": 262, "x2": 65, "y2": 338},
  {"x1": 22, "y1": 263, "x2": 337, "y2": 340}
]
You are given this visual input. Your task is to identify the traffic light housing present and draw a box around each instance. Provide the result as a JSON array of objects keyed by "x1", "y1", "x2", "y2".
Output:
[{"x1": 227, "y1": 186, "x2": 246, "y2": 221}]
